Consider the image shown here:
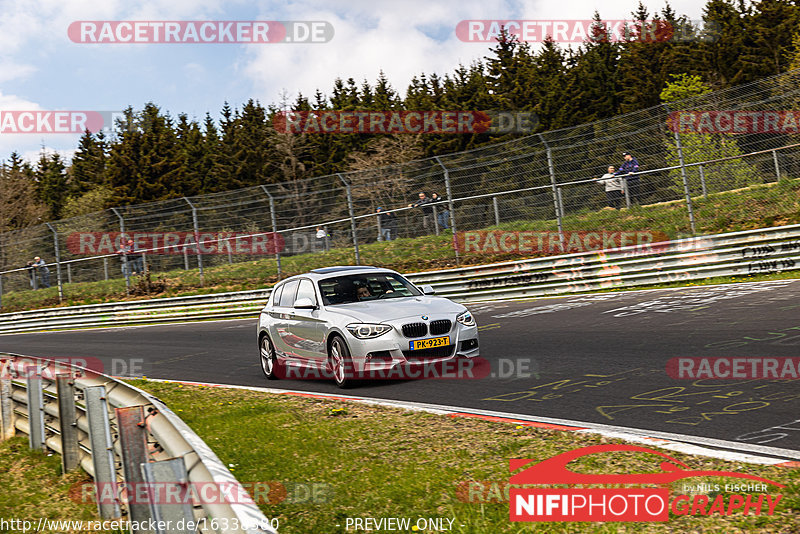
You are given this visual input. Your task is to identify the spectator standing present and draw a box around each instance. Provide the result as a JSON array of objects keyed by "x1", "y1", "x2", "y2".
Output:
[
  {"x1": 316, "y1": 226, "x2": 330, "y2": 251},
  {"x1": 32, "y1": 256, "x2": 50, "y2": 288},
  {"x1": 118, "y1": 239, "x2": 144, "y2": 275},
  {"x1": 431, "y1": 193, "x2": 450, "y2": 229},
  {"x1": 408, "y1": 192, "x2": 434, "y2": 233},
  {"x1": 596, "y1": 166, "x2": 624, "y2": 209},
  {"x1": 376, "y1": 207, "x2": 398, "y2": 241},
  {"x1": 614, "y1": 152, "x2": 641, "y2": 204}
]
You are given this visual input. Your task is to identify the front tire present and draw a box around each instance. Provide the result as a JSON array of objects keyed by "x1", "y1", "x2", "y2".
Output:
[
  {"x1": 260, "y1": 334, "x2": 279, "y2": 380},
  {"x1": 328, "y1": 335, "x2": 356, "y2": 388}
]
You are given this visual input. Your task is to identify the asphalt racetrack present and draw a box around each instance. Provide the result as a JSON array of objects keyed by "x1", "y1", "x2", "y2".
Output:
[{"x1": 3, "y1": 279, "x2": 800, "y2": 457}]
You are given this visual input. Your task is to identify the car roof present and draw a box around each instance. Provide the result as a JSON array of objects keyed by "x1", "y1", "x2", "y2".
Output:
[
  {"x1": 275, "y1": 266, "x2": 397, "y2": 284},
  {"x1": 310, "y1": 266, "x2": 383, "y2": 274}
]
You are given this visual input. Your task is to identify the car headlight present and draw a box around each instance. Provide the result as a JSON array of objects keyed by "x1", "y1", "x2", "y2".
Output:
[
  {"x1": 456, "y1": 311, "x2": 476, "y2": 327},
  {"x1": 346, "y1": 323, "x2": 393, "y2": 339}
]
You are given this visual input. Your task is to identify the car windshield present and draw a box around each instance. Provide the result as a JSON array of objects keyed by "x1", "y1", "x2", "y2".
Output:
[{"x1": 318, "y1": 273, "x2": 421, "y2": 305}]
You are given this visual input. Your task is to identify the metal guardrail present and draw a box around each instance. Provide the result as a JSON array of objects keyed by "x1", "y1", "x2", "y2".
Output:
[
  {"x1": 0, "y1": 353, "x2": 278, "y2": 534},
  {"x1": 1, "y1": 224, "x2": 799, "y2": 333}
]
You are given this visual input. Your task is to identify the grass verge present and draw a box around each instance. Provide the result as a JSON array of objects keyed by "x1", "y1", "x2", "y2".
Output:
[
  {"x1": 0, "y1": 437, "x2": 112, "y2": 532},
  {"x1": 117, "y1": 380, "x2": 796, "y2": 534},
  {"x1": 3, "y1": 179, "x2": 800, "y2": 313}
]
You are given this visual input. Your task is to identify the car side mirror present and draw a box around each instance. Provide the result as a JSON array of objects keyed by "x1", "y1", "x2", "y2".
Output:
[
  {"x1": 294, "y1": 297, "x2": 317, "y2": 309},
  {"x1": 421, "y1": 285, "x2": 436, "y2": 295}
]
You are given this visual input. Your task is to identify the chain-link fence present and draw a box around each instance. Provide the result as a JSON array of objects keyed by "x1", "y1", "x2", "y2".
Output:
[{"x1": 3, "y1": 69, "x2": 800, "y2": 304}]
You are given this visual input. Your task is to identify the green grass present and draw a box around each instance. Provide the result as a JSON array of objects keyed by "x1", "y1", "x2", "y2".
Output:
[
  {"x1": 4, "y1": 179, "x2": 800, "y2": 313},
  {"x1": 119, "y1": 380, "x2": 796, "y2": 533},
  {"x1": 0, "y1": 437, "x2": 114, "y2": 532}
]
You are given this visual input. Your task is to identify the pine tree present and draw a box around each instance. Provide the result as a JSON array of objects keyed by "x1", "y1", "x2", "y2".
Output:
[{"x1": 35, "y1": 151, "x2": 69, "y2": 219}]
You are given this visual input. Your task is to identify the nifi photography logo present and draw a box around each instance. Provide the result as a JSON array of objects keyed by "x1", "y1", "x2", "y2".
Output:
[{"x1": 509, "y1": 444, "x2": 784, "y2": 522}]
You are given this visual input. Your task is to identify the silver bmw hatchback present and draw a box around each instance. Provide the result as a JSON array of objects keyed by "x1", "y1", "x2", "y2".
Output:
[{"x1": 257, "y1": 266, "x2": 479, "y2": 387}]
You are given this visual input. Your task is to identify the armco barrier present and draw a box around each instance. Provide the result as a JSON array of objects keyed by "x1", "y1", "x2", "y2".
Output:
[
  {"x1": 1, "y1": 224, "x2": 799, "y2": 334},
  {"x1": 0, "y1": 353, "x2": 278, "y2": 534}
]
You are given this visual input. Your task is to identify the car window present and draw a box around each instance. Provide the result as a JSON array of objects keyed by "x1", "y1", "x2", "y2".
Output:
[
  {"x1": 271, "y1": 284, "x2": 283, "y2": 306},
  {"x1": 278, "y1": 280, "x2": 299, "y2": 307},
  {"x1": 318, "y1": 273, "x2": 420, "y2": 305},
  {"x1": 295, "y1": 279, "x2": 317, "y2": 306}
]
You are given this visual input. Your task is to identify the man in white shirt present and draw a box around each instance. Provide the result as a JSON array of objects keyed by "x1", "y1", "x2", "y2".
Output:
[{"x1": 596, "y1": 165, "x2": 624, "y2": 209}]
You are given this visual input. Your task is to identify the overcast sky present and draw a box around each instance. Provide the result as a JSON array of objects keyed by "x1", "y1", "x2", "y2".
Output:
[{"x1": 0, "y1": 0, "x2": 709, "y2": 164}]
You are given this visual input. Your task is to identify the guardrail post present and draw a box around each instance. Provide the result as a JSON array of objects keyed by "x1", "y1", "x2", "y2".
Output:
[
  {"x1": 26, "y1": 373, "x2": 46, "y2": 451},
  {"x1": 260, "y1": 185, "x2": 282, "y2": 280},
  {"x1": 493, "y1": 196, "x2": 500, "y2": 226},
  {"x1": 182, "y1": 197, "x2": 204, "y2": 286},
  {"x1": 116, "y1": 406, "x2": 154, "y2": 530},
  {"x1": 773, "y1": 150, "x2": 782, "y2": 181},
  {"x1": 45, "y1": 223, "x2": 63, "y2": 303},
  {"x1": 434, "y1": 157, "x2": 460, "y2": 266},
  {"x1": 537, "y1": 135, "x2": 565, "y2": 251},
  {"x1": 140, "y1": 458, "x2": 195, "y2": 531},
  {"x1": 337, "y1": 174, "x2": 361, "y2": 265},
  {"x1": 85, "y1": 385, "x2": 122, "y2": 519},
  {"x1": 56, "y1": 375, "x2": 80, "y2": 473},
  {"x1": 699, "y1": 165, "x2": 708, "y2": 199},
  {"x1": 666, "y1": 103, "x2": 697, "y2": 235},
  {"x1": 111, "y1": 208, "x2": 130, "y2": 295},
  {"x1": 1, "y1": 375, "x2": 14, "y2": 440}
]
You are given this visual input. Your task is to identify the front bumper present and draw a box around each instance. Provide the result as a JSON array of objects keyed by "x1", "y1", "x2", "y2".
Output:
[{"x1": 343, "y1": 320, "x2": 479, "y2": 375}]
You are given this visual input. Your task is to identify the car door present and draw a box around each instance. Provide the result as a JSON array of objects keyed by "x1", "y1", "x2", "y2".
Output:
[
  {"x1": 272, "y1": 279, "x2": 299, "y2": 358},
  {"x1": 285, "y1": 278, "x2": 327, "y2": 362}
]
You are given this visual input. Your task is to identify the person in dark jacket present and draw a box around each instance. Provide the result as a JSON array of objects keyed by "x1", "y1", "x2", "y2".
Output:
[
  {"x1": 614, "y1": 152, "x2": 641, "y2": 204},
  {"x1": 32, "y1": 256, "x2": 50, "y2": 288},
  {"x1": 376, "y1": 207, "x2": 398, "y2": 241},
  {"x1": 430, "y1": 192, "x2": 450, "y2": 229},
  {"x1": 408, "y1": 192, "x2": 434, "y2": 232}
]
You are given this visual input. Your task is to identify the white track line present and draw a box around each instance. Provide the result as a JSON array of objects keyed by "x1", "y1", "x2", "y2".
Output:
[{"x1": 136, "y1": 377, "x2": 800, "y2": 466}]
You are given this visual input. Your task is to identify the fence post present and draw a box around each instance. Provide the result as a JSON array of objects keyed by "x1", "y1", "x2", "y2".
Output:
[
  {"x1": 493, "y1": 196, "x2": 500, "y2": 226},
  {"x1": 56, "y1": 375, "x2": 80, "y2": 473},
  {"x1": 116, "y1": 405, "x2": 153, "y2": 528},
  {"x1": 665, "y1": 104, "x2": 697, "y2": 235},
  {"x1": 699, "y1": 165, "x2": 708, "y2": 199},
  {"x1": 26, "y1": 374, "x2": 45, "y2": 451},
  {"x1": 85, "y1": 385, "x2": 122, "y2": 519},
  {"x1": 623, "y1": 177, "x2": 631, "y2": 209},
  {"x1": 182, "y1": 197, "x2": 204, "y2": 286},
  {"x1": 67, "y1": 263, "x2": 72, "y2": 284},
  {"x1": 337, "y1": 174, "x2": 361, "y2": 265},
  {"x1": 432, "y1": 205, "x2": 440, "y2": 236},
  {"x1": 433, "y1": 157, "x2": 460, "y2": 265},
  {"x1": 111, "y1": 208, "x2": 130, "y2": 295},
  {"x1": 45, "y1": 223, "x2": 63, "y2": 303},
  {"x1": 556, "y1": 187, "x2": 565, "y2": 219},
  {"x1": 376, "y1": 211, "x2": 383, "y2": 241},
  {"x1": 0, "y1": 274, "x2": 3, "y2": 309},
  {"x1": 140, "y1": 458, "x2": 195, "y2": 529},
  {"x1": 260, "y1": 185, "x2": 282, "y2": 280},
  {"x1": 0, "y1": 376, "x2": 13, "y2": 439},
  {"x1": 773, "y1": 150, "x2": 781, "y2": 181},
  {"x1": 103, "y1": 257, "x2": 109, "y2": 280},
  {"x1": 183, "y1": 247, "x2": 189, "y2": 270},
  {"x1": 537, "y1": 135, "x2": 564, "y2": 250}
]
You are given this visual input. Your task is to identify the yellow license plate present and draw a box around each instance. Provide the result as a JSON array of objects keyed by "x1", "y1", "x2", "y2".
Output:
[{"x1": 409, "y1": 336, "x2": 450, "y2": 350}]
